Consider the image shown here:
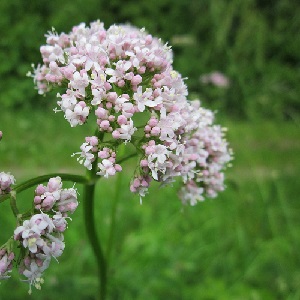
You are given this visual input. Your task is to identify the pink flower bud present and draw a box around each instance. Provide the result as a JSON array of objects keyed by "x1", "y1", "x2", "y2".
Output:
[
  {"x1": 131, "y1": 75, "x2": 142, "y2": 86},
  {"x1": 104, "y1": 82, "x2": 112, "y2": 90},
  {"x1": 148, "y1": 118, "x2": 158, "y2": 127},
  {"x1": 35, "y1": 184, "x2": 46, "y2": 195},
  {"x1": 108, "y1": 157, "x2": 115, "y2": 163},
  {"x1": 70, "y1": 47, "x2": 78, "y2": 55},
  {"x1": 151, "y1": 126, "x2": 160, "y2": 136},
  {"x1": 34, "y1": 196, "x2": 41, "y2": 204},
  {"x1": 95, "y1": 107, "x2": 108, "y2": 119},
  {"x1": 118, "y1": 80, "x2": 125, "y2": 87},
  {"x1": 100, "y1": 120, "x2": 110, "y2": 130},
  {"x1": 138, "y1": 66, "x2": 146, "y2": 74},
  {"x1": 145, "y1": 146, "x2": 155, "y2": 155},
  {"x1": 86, "y1": 136, "x2": 98, "y2": 146},
  {"x1": 117, "y1": 115, "x2": 127, "y2": 125},
  {"x1": 108, "y1": 115, "x2": 115, "y2": 122},
  {"x1": 78, "y1": 101, "x2": 86, "y2": 108},
  {"x1": 107, "y1": 92, "x2": 118, "y2": 102},
  {"x1": 115, "y1": 164, "x2": 122, "y2": 172},
  {"x1": 48, "y1": 177, "x2": 62, "y2": 192},
  {"x1": 141, "y1": 180, "x2": 149, "y2": 187},
  {"x1": 145, "y1": 35, "x2": 152, "y2": 45},
  {"x1": 112, "y1": 130, "x2": 120, "y2": 139},
  {"x1": 130, "y1": 185, "x2": 137, "y2": 192},
  {"x1": 98, "y1": 150, "x2": 109, "y2": 159},
  {"x1": 140, "y1": 160, "x2": 148, "y2": 167},
  {"x1": 144, "y1": 125, "x2": 151, "y2": 132},
  {"x1": 133, "y1": 178, "x2": 140, "y2": 188}
]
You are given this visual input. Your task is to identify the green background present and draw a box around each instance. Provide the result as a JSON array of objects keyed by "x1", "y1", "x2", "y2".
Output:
[{"x1": 0, "y1": 0, "x2": 299, "y2": 299}]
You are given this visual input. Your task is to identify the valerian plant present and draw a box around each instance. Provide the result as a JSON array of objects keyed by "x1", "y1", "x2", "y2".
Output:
[{"x1": 0, "y1": 21, "x2": 233, "y2": 299}]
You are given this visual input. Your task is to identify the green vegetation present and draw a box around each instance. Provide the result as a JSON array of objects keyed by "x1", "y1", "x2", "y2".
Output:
[
  {"x1": 0, "y1": 0, "x2": 299, "y2": 298},
  {"x1": 0, "y1": 109, "x2": 299, "y2": 299}
]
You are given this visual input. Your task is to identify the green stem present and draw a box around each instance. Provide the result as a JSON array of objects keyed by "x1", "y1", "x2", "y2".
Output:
[
  {"x1": 106, "y1": 172, "x2": 122, "y2": 266},
  {"x1": 83, "y1": 182, "x2": 107, "y2": 300},
  {"x1": 9, "y1": 191, "x2": 19, "y2": 217},
  {"x1": 83, "y1": 129, "x2": 107, "y2": 299},
  {"x1": 0, "y1": 173, "x2": 87, "y2": 203}
]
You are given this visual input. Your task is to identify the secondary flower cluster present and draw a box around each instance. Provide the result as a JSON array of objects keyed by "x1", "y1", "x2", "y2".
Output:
[
  {"x1": 32, "y1": 21, "x2": 233, "y2": 205},
  {"x1": 0, "y1": 176, "x2": 78, "y2": 294}
]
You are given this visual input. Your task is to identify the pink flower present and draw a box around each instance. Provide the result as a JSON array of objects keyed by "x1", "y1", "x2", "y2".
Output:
[
  {"x1": 32, "y1": 22, "x2": 233, "y2": 205},
  {"x1": 200, "y1": 71, "x2": 230, "y2": 88}
]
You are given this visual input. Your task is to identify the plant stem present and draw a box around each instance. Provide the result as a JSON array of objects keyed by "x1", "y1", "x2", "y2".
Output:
[
  {"x1": 83, "y1": 182, "x2": 107, "y2": 300},
  {"x1": 9, "y1": 191, "x2": 19, "y2": 217},
  {"x1": 106, "y1": 171, "x2": 122, "y2": 266},
  {"x1": 83, "y1": 129, "x2": 107, "y2": 299}
]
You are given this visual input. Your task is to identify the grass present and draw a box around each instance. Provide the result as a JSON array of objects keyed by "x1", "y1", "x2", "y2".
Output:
[{"x1": 0, "y1": 108, "x2": 300, "y2": 299}]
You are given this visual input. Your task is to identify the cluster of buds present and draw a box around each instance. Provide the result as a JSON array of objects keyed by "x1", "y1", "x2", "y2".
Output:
[
  {"x1": 0, "y1": 176, "x2": 78, "y2": 294},
  {"x1": 0, "y1": 172, "x2": 15, "y2": 195},
  {"x1": 34, "y1": 176, "x2": 78, "y2": 213},
  {"x1": 31, "y1": 21, "x2": 233, "y2": 205},
  {"x1": 0, "y1": 248, "x2": 14, "y2": 280}
]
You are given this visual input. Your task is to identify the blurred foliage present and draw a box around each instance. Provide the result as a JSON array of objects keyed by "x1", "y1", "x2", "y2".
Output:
[
  {"x1": 0, "y1": 0, "x2": 299, "y2": 118},
  {"x1": 0, "y1": 108, "x2": 300, "y2": 298}
]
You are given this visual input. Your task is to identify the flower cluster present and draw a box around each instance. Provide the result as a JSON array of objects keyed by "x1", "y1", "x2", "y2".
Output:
[
  {"x1": 0, "y1": 177, "x2": 78, "y2": 294},
  {"x1": 32, "y1": 21, "x2": 233, "y2": 205},
  {"x1": 0, "y1": 172, "x2": 15, "y2": 195},
  {"x1": 34, "y1": 176, "x2": 78, "y2": 213}
]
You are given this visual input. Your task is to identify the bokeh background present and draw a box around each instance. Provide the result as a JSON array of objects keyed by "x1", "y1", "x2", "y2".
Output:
[{"x1": 0, "y1": 0, "x2": 299, "y2": 299}]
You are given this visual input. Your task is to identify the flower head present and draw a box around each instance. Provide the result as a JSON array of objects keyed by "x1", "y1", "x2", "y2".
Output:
[{"x1": 33, "y1": 22, "x2": 233, "y2": 205}]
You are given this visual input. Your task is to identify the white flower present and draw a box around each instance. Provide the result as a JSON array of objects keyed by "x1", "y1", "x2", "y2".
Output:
[
  {"x1": 57, "y1": 188, "x2": 78, "y2": 213},
  {"x1": 118, "y1": 119, "x2": 137, "y2": 141},
  {"x1": 97, "y1": 159, "x2": 116, "y2": 178},
  {"x1": 21, "y1": 257, "x2": 50, "y2": 294},
  {"x1": 74, "y1": 142, "x2": 95, "y2": 170},
  {"x1": 14, "y1": 213, "x2": 55, "y2": 253},
  {"x1": 57, "y1": 91, "x2": 77, "y2": 112},
  {"x1": 179, "y1": 181, "x2": 204, "y2": 206},
  {"x1": 52, "y1": 212, "x2": 68, "y2": 232},
  {"x1": 106, "y1": 60, "x2": 131, "y2": 83},
  {"x1": 148, "y1": 145, "x2": 169, "y2": 164},
  {"x1": 42, "y1": 233, "x2": 65, "y2": 259},
  {"x1": 133, "y1": 87, "x2": 161, "y2": 112},
  {"x1": 65, "y1": 103, "x2": 89, "y2": 127},
  {"x1": 70, "y1": 71, "x2": 89, "y2": 96}
]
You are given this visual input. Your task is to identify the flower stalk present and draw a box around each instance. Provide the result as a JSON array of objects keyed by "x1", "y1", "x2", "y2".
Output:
[{"x1": 83, "y1": 181, "x2": 107, "y2": 300}]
